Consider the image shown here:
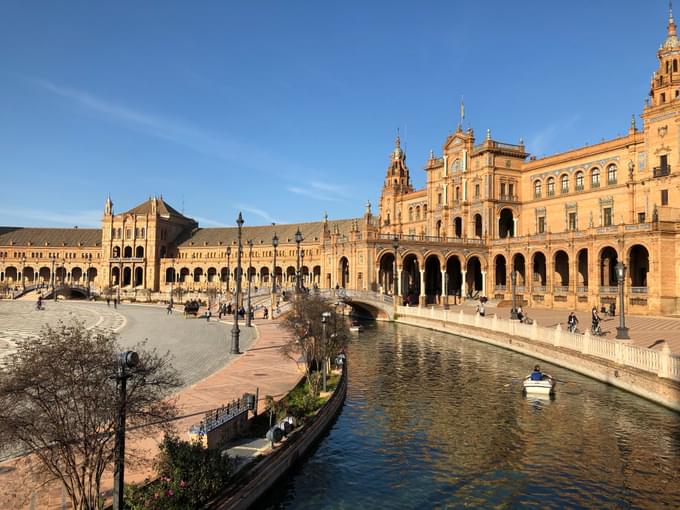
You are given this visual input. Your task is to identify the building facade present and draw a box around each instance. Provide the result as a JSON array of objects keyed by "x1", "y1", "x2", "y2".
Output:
[{"x1": 1, "y1": 10, "x2": 680, "y2": 314}]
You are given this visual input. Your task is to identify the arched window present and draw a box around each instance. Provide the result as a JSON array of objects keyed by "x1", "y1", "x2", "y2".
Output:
[
  {"x1": 575, "y1": 171, "x2": 584, "y2": 191},
  {"x1": 547, "y1": 177, "x2": 555, "y2": 196},
  {"x1": 674, "y1": 59, "x2": 678, "y2": 72},
  {"x1": 416, "y1": 206, "x2": 421, "y2": 221},
  {"x1": 591, "y1": 168, "x2": 601, "y2": 188},
  {"x1": 135, "y1": 246, "x2": 144, "y2": 258},
  {"x1": 534, "y1": 180, "x2": 542, "y2": 198},
  {"x1": 560, "y1": 174, "x2": 569, "y2": 194},
  {"x1": 408, "y1": 207, "x2": 413, "y2": 222},
  {"x1": 112, "y1": 246, "x2": 120, "y2": 258},
  {"x1": 607, "y1": 164, "x2": 617, "y2": 185},
  {"x1": 455, "y1": 186, "x2": 460, "y2": 200}
]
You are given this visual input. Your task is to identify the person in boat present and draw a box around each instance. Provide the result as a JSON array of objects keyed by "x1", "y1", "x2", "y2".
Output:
[{"x1": 530, "y1": 364, "x2": 544, "y2": 381}]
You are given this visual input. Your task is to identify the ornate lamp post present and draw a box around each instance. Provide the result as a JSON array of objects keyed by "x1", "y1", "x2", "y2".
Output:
[
  {"x1": 271, "y1": 233, "x2": 278, "y2": 319},
  {"x1": 295, "y1": 228, "x2": 303, "y2": 294},
  {"x1": 50, "y1": 255, "x2": 56, "y2": 301},
  {"x1": 87, "y1": 253, "x2": 92, "y2": 299},
  {"x1": 300, "y1": 250, "x2": 305, "y2": 291},
  {"x1": 615, "y1": 261, "x2": 629, "y2": 339},
  {"x1": 246, "y1": 239, "x2": 253, "y2": 327},
  {"x1": 231, "y1": 212, "x2": 244, "y2": 354},
  {"x1": 392, "y1": 236, "x2": 399, "y2": 309},
  {"x1": 61, "y1": 257, "x2": 66, "y2": 297},
  {"x1": 112, "y1": 350, "x2": 139, "y2": 510},
  {"x1": 321, "y1": 311, "x2": 331, "y2": 392},
  {"x1": 21, "y1": 255, "x2": 26, "y2": 290},
  {"x1": 510, "y1": 270, "x2": 519, "y2": 320},
  {"x1": 226, "y1": 247, "x2": 231, "y2": 295}
]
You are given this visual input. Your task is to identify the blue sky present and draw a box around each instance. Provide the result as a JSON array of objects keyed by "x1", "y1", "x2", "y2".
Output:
[{"x1": 0, "y1": 1, "x2": 670, "y2": 228}]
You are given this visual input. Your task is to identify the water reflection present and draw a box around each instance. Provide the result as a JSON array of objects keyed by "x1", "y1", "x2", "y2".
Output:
[{"x1": 261, "y1": 323, "x2": 680, "y2": 509}]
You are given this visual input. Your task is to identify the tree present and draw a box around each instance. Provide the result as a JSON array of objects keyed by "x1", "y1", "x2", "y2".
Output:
[
  {"x1": 280, "y1": 294, "x2": 349, "y2": 398},
  {"x1": 172, "y1": 285, "x2": 185, "y2": 304},
  {"x1": 205, "y1": 287, "x2": 219, "y2": 309},
  {"x1": 0, "y1": 321, "x2": 182, "y2": 510}
]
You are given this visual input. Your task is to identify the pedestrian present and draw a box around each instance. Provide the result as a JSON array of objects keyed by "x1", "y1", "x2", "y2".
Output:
[
  {"x1": 477, "y1": 300, "x2": 485, "y2": 317},
  {"x1": 263, "y1": 306, "x2": 269, "y2": 319},
  {"x1": 106, "y1": 297, "x2": 110, "y2": 307},
  {"x1": 113, "y1": 298, "x2": 117, "y2": 309},
  {"x1": 206, "y1": 308, "x2": 211, "y2": 322},
  {"x1": 167, "y1": 301, "x2": 173, "y2": 315}
]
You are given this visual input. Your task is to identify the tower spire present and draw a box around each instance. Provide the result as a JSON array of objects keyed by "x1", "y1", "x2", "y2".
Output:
[{"x1": 670, "y1": 0, "x2": 677, "y2": 37}]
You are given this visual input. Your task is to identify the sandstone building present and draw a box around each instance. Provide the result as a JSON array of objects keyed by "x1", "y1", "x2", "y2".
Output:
[{"x1": 2, "y1": 9, "x2": 680, "y2": 314}]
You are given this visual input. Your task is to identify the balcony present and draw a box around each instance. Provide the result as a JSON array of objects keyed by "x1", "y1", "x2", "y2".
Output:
[
  {"x1": 499, "y1": 194, "x2": 518, "y2": 202},
  {"x1": 577, "y1": 286, "x2": 589, "y2": 294},
  {"x1": 653, "y1": 165, "x2": 671, "y2": 177},
  {"x1": 631, "y1": 286, "x2": 648, "y2": 294},
  {"x1": 599, "y1": 285, "x2": 618, "y2": 294}
]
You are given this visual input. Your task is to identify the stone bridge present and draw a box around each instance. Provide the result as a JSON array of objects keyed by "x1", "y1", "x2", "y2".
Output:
[{"x1": 319, "y1": 289, "x2": 395, "y2": 320}]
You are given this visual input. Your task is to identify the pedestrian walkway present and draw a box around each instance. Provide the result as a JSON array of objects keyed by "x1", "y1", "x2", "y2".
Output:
[
  {"x1": 0, "y1": 317, "x2": 303, "y2": 509},
  {"x1": 431, "y1": 300, "x2": 680, "y2": 353}
]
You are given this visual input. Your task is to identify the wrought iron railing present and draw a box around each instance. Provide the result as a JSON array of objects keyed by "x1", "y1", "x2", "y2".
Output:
[{"x1": 653, "y1": 165, "x2": 671, "y2": 177}]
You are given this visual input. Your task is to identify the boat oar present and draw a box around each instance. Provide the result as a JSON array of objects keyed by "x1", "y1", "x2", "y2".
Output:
[
  {"x1": 503, "y1": 379, "x2": 522, "y2": 388},
  {"x1": 552, "y1": 378, "x2": 576, "y2": 384}
]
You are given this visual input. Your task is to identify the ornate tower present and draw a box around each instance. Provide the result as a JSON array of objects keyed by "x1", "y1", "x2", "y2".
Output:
[
  {"x1": 648, "y1": 3, "x2": 680, "y2": 108},
  {"x1": 379, "y1": 134, "x2": 413, "y2": 232}
]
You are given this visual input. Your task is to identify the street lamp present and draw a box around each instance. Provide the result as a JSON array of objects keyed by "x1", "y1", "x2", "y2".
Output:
[
  {"x1": 510, "y1": 269, "x2": 519, "y2": 320},
  {"x1": 21, "y1": 255, "x2": 26, "y2": 290},
  {"x1": 271, "y1": 233, "x2": 278, "y2": 320},
  {"x1": 295, "y1": 228, "x2": 303, "y2": 294},
  {"x1": 112, "y1": 350, "x2": 139, "y2": 510},
  {"x1": 87, "y1": 253, "x2": 92, "y2": 299},
  {"x1": 615, "y1": 261, "x2": 629, "y2": 339},
  {"x1": 231, "y1": 212, "x2": 244, "y2": 354},
  {"x1": 300, "y1": 250, "x2": 305, "y2": 291},
  {"x1": 246, "y1": 239, "x2": 253, "y2": 327},
  {"x1": 321, "y1": 311, "x2": 331, "y2": 392},
  {"x1": 50, "y1": 255, "x2": 56, "y2": 301},
  {"x1": 392, "y1": 236, "x2": 399, "y2": 309},
  {"x1": 226, "y1": 247, "x2": 231, "y2": 295}
]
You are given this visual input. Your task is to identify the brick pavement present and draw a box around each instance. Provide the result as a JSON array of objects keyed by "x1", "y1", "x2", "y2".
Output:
[
  {"x1": 436, "y1": 300, "x2": 680, "y2": 353},
  {"x1": 0, "y1": 315, "x2": 302, "y2": 509}
]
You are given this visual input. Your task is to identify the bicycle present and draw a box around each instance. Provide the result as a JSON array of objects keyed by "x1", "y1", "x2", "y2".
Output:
[{"x1": 591, "y1": 322, "x2": 602, "y2": 336}]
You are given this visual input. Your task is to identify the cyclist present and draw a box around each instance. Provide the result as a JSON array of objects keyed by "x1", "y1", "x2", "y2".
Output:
[
  {"x1": 567, "y1": 311, "x2": 578, "y2": 332},
  {"x1": 591, "y1": 306, "x2": 602, "y2": 335}
]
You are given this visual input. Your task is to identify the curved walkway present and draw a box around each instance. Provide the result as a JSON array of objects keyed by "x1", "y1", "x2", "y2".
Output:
[{"x1": 0, "y1": 304, "x2": 302, "y2": 509}]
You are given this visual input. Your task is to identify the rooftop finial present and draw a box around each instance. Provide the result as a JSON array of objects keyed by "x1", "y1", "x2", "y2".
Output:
[
  {"x1": 395, "y1": 128, "x2": 401, "y2": 148},
  {"x1": 669, "y1": 0, "x2": 677, "y2": 37}
]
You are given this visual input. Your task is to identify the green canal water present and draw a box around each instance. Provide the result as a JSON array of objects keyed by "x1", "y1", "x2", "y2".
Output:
[{"x1": 261, "y1": 322, "x2": 680, "y2": 509}]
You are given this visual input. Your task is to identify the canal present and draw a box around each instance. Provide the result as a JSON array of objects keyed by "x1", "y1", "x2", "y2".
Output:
[{"x1": 261, "y1": 322, "x2": 680, "y2": 509}]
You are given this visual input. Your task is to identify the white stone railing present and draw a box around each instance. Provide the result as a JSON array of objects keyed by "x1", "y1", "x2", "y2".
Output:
[{"x1": 396, "y1": 306, "x2": 679, "y2": 381}]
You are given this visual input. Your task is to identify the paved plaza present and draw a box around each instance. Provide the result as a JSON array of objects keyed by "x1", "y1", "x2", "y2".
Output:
[{"x1": 0, "y1": 300, "x2": 255, "y2": 388}]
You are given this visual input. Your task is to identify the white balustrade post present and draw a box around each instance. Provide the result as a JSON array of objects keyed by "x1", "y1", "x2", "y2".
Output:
[
  {"x1": 581, "y1": 330, "x2": 591, "y2": 356},
  {"x1": 658, "y1": 341, "x2": 672, "y2": 379},
  {"x1": 554, "y1": 324, "x2": 562, "y2": 348},
  {"x1": 458, "y1": 309, "x2": 465, "y2": 324},
  {"x1": 531, "y1": 320, "x2": 539, "y2": 341},
  {"x1": 615, "y1": 340, "x2": 624, "y2": 365}
]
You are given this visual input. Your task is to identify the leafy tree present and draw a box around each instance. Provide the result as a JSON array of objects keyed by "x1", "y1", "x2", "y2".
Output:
[
  {"x1": 280, "y1": 294, "x2": 349, "y2": 398},
  {"x1": 0, "y1": 321, "x2": 182, "y2": 510},
  {"x1": 125, "y1": 435, "x2": 235, "y2": 510}
]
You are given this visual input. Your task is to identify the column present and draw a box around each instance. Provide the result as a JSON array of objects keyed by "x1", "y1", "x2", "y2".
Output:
[
  {"x1": 513, "y1": 217, "x2": 518, "y2": 237},
  {"x1": 397, "y1": 269, "x2": 402, "y2": 297},
  {"x1": 481, "y1": 270, "x2": 487, "y2": 296},
  {"x1": 441, "y1": 269, "x2": 448, "y2": 308},
  {"x1": 419, "y1": 269, "x2": 426, "y2": 306},
  {"x1": 461, "y1": 270, "x2": 467, "y2": 300}
]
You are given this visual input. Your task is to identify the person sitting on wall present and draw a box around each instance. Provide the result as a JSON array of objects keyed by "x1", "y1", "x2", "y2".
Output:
[
  {"x1": 530, "y1": 364, "x2": 543, "y2": 381},
  {"x1": 516, "y1": 306, "x2": 525, "y2": 323}
]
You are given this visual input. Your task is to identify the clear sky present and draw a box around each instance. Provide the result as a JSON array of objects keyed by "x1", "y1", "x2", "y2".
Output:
[{"x1": 0, "y1": 1, "x2": 671, "y2": 228}]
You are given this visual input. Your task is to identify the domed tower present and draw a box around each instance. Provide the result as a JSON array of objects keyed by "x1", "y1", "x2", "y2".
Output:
[
  {"x1": 379, "y1": 133, "x2": 413, "y2": 232},
  {"x1": 648, "y1": 3, "x2": 680, "y2": 107}
]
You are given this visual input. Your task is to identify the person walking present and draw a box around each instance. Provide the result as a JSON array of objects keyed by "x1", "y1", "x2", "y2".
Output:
[
  {"x1": 263, "y1": 306, "x2": 269, "y2": 319},
  {"x1": 166, "y1": 301, "x2": 173, "y2": 315},
  {"x1": 106, "y1": 297, "x2": 110, "y2": 307},
  {"x1": 113, "y1": 297, "x2": 117, "y2": 309}
]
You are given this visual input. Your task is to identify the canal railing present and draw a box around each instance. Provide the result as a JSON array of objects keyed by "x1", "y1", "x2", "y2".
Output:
[{"x1": 396, "y1": 305, "x2": 680, "y2": 382}]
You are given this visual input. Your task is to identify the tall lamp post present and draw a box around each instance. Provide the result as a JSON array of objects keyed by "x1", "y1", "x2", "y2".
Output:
[
  {"x1": 300, "y1": 250, "x2": 305, "y2": 291},
  {"x1": 21, "y1": 255, "x2": 26, "y2": 290},
  {"x1": 392, "y1": 236, "x2": 399, "y2": 311},
  {"x1": 86, "y1": 253, "x2": 92, "y2": 299},
  {"x1": 231, "y1": 212, "x2": 244, "y2": 354},
  {"x1": 112, "y1": 350, "x2": 139, "y2": 510},
  {"x1": 321, "y1": 311, "x2": 331, "y2": 392},
  {"x1": 226, "y1": 247, "x2": 231, "y2": 296},
  {"x1": 615, "y1": 261, "x2": 629, "y2": 339},
  {"x1": 271, "y1": 233, "x2": 278, "y2": 319},
  {"x1": 295, "y1": 228, "x2": 303, "y2": 294},
  {"x1": 510, "y1": 270, "x2": 519, "y2": 320},
  {"x1": 51, "y1": 255, "x2": 56, "y2": 301},
  {"x1": 246, "y1": 239, "x2": 253, "y2": 327}
]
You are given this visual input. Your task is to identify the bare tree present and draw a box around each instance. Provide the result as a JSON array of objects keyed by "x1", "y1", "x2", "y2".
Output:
[
  {"x1": 280, "y1": 294, "x2": 349, "y2": 398},
  {"x1": 205, "y1": 286, "x2": 219, "y2": 309},
  {"x1": 0, "y1": 321, "x2": 182, "y2": 510}
]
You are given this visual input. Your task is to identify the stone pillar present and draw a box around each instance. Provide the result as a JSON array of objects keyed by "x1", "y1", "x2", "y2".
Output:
[
  {"x1": 481, "y1": 270, "x2": 487, "y2": 296},
  {"x1": 461, "y1": 270, "x2": 467, "y2": 300},
  {"x1": 397, "y1": 269, "x2": 402, "y2": 297},
  {"x1": 441, "y1": 269, "x2": 447, "y2": 305},
  {"x1": 419, "y1": 269, "x2": 426, "y2": 306},
  {"x1": 513, "y1": 217, "x2": 518, "y2": 237}
]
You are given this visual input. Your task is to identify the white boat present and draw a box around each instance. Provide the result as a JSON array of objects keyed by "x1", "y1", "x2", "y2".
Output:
[
  {"x1": 349, "y1": 321, "x2": 363, "y2": 333},
  {"x1": 522, "y1": 374, "x2": 556, "y2": 395}
]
